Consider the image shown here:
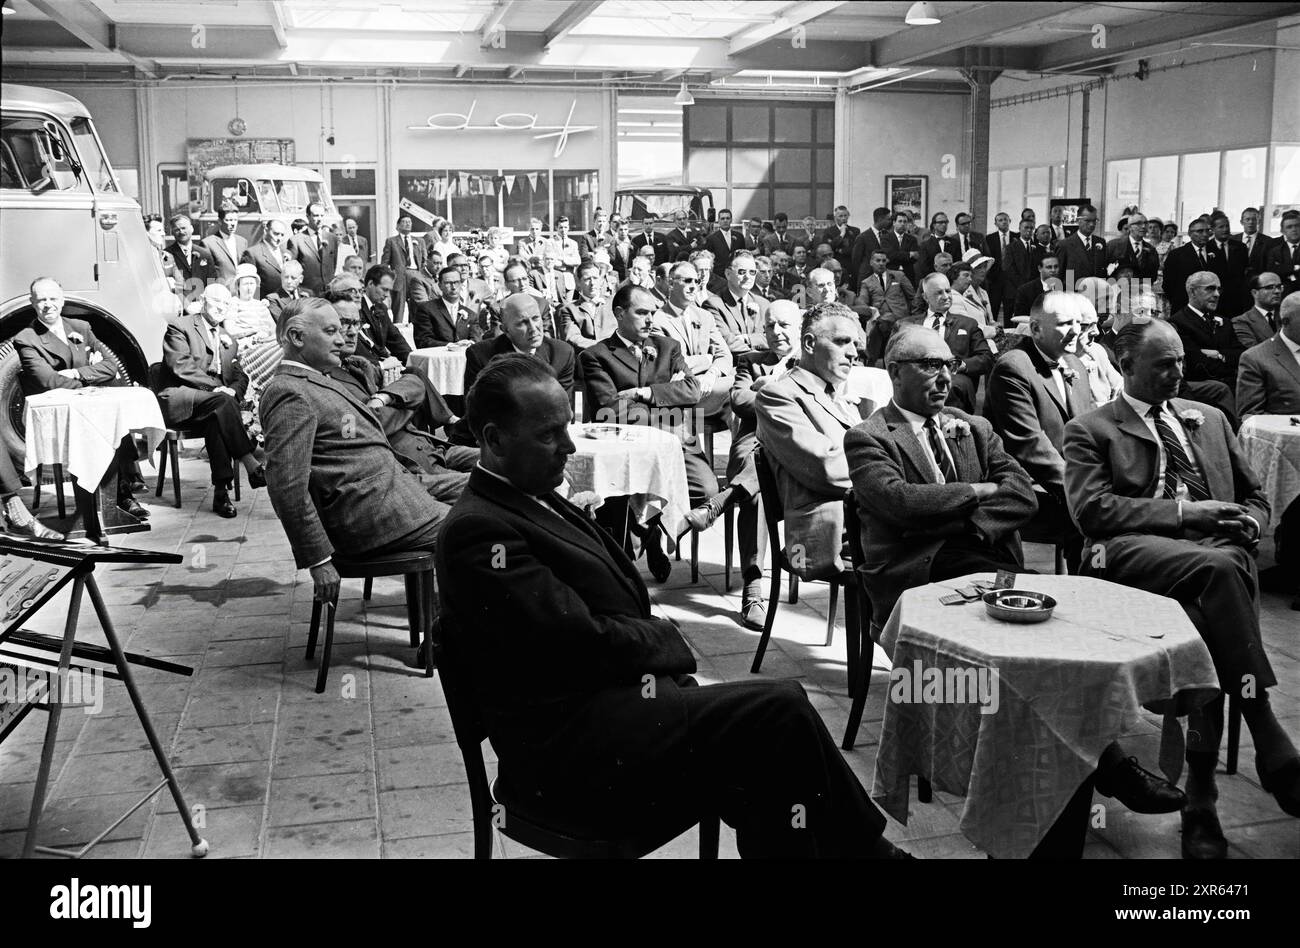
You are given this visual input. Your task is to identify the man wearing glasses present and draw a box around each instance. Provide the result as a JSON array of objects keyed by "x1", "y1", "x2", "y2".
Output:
[
  {"x1": 654, "y1": 261, "x2": 733, "y2": 419},
  {"x1": 909, "y1": 272, "x2": 993, "y2": 413},
  {"x1": 704, "y1": 251, "x2": 769, "y2": 355},
  {"x1": 1233, "y1": 272, "x2": 1285, "y2": 350},
  {"x1": 1168, "y1": 271, "x2": 1242, "y2": 391},
  {"x1": 412, "y1": 266, "x2": 483, "y2": 349},
  {"x1": 1058, "y1": 204, "x2": 1108, "y2": 286},
  {"x1": 1163, "y1": 216, "x2": 1219, "y2": 314}
]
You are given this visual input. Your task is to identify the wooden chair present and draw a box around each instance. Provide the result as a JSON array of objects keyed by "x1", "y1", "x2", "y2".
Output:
[
  {"x1": 305, "y1": 550, "x2": 436, "y2": 694},
  {"x1": 747, "y1": 447, "x2": 859, "y2": 693},
  {"x1": 672, "y1": 412, "x2": 733, "y2": 585},
  {"x1": 432, "y1": 613, "x2": 721, "y2": 859},
  {"x1": 154, "y1": 429, "x2": 240, "y2": 509}
]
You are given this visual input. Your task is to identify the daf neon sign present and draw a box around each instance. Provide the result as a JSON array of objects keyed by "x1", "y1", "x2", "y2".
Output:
[{"x1": 408, "y1": 99, "x2": 597, "y2": 158}]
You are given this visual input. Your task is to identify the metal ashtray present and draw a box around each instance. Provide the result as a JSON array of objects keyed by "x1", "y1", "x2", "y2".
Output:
[
  {"x1": 581, "y1": 424, "x2": 623, "y2": 440},
  {"x1": 983, "y1": 589, "x2": 1056, "y2": 623}
]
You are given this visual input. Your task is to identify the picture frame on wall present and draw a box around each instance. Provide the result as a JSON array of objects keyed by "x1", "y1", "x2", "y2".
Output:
[{"x1": 886, "y1": 175, "x2": 927, "y2": 224}]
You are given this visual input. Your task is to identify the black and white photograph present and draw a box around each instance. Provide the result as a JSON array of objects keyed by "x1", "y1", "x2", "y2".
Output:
[{"x1": 0, "y1": 0, "x2": 1298, "y2": 923}]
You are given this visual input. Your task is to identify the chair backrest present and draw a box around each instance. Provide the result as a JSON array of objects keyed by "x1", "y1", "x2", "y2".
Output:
[
  {"x1": 147, "y1": 362, "x2": 167, "y2": 393},
  {"x1": 842, "y1": 489, "x2": 877, "y2": 638}
]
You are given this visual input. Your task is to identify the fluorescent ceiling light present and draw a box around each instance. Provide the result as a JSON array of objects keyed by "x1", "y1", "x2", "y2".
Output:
[{"x1": 905, "y1": 2, "x2": 941, "y2": 26}]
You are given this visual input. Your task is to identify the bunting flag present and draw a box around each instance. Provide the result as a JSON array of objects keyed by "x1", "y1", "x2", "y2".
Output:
[
  {"x1": 458, "y1": 172, "x2": 469, "y2": 195},
  {"x1": 527, "y1": 172, "x2": 539, "y2": 191},
  {"x1": 468, "y1": 175, "x2": 481, "y2": 196},
  {"x1": 503, "y1": 174, "x2": 516, "y2": 193},
  {"x1": 433, "y1": 176, "x2": 447, "y2": 201}
]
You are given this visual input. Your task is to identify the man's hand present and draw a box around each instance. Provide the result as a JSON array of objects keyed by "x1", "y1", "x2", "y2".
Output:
[
  {"x1": 1181, "y1": 501, "x2": 1250, "y2": 537},
  {"x1": 367, "y1": 395, "x2": 388, "y2": 411},
  {"x1": 749, "y1": 376, "x2": 770, "y2": 393},
  {"x1": 309, "y1": 561, "x2": 341, "y2": 604},
  {"x1": 617, "y1": 387, "x2": 649, "y2": 403},
  {"x1": 57, "y1": 368, "x2": 80, "y2": 379},
  {"x1": 214, "y1": 385, "x2": 237, "y2": 398},
  {"x1": 1200, "y1": 349, "x2": 1224, "y2": 360},
  {"x1": 971, "y1": 482, "x2": 1000, "y2": 501}
]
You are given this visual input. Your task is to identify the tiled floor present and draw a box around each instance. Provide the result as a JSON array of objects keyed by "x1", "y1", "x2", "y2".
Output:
[{"x1": 1, "y1": 440, "x2": 1297, "y2": 859}]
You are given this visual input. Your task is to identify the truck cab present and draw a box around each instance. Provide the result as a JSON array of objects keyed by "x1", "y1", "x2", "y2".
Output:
[
  {"x1": 198, "y1": 164, "x2": 340, "y2": 243},
  {"x1": 613, "y1": 185, "x2": 715, "y2": 239}
]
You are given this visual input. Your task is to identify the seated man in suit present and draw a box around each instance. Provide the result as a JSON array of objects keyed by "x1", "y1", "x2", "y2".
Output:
[
  {"x1": 412, "y1": 266, "x2": 483, "y2": 349},
  {"x1": 1233, "y1": 272, "x2": 1283, "y2": 350},
  {"x1": 984, "y1": 291, "x2": 1096, "y2": 573},
  {"x1": 653, "y1": 260, "x2": 733, "y2": 419},
  {"x1": 858, "y1": 250, "x2": 915, "y2": 348},
  {"x1": 262, "y1": 298, "x2": 455, "y2": 603},
  {"x1": 436, "y1": 354, "x2": 910, "y2": 858},
  {"x1": 1014, "y1": 254, "x2": 1062, "y2": 318},
  {"x1": 1169, "y1": 271, "x2": 1243, "y2": 420},
  {"x1": 155, "y1": 283, "x2": 265, "y2": 518},
  {"x1": 357, "y1": 265, "x2": 411, "y2": 367},
  {"x1": 755, "y1": 302, "x2": 879, "y2": 582},
  {"x1": 1064, "y1": 318, "x2": 1300, "y2": 858},
  {"x1": 905, "y1": 272, "x2": 993, "y2": 413},
  {"x1": 703, "y1": 251, "x2": 770, "y2": 355},
  {"x1": 561, "y1": 261, "x2": 616, "y2": 353},
  {"x1": 404, "y1": 249, "x2": 444, "y2": 316},
  {"x1": 730, "y1": 300, "x2": 800, "y2": 629},
  {"x1": 463, "y1": 293, "x2": 574, "y2": 397},
  {"x1": 265, "y1": 260, "x2": 314, "y2": 322},
  {"x1": 579, "y1": 284, "x2": 721, "y2": 583}
]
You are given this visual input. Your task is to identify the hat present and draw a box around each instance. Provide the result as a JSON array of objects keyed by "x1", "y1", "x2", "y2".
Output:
[
  {"x1": 235, "y1": 262, "x2": 259, "y2": 282},
  {"x1": 962, "y1": 248, "x2": 993, "y2": 270}
]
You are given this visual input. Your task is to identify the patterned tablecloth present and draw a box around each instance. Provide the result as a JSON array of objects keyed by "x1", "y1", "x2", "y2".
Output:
[
  {"x1": 1238, "y1": 414, "x2": 1300, "y2": 537},
  {"x1": 23, "y1": 387, "x2": 165, "y2": 486},
  {"x1": 407, "y1": 344, "x2": 470, "y2": 396},
  {"x1": 561, "y1": 423, "x2": 691, "y2": 538},
  {"x1": 871, "y1": 573, "x2": 1219, "y2": 859}
]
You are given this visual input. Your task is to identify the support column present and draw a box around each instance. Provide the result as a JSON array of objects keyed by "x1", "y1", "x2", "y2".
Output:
[
  {"x1": 833, "y1": 86, "x2": 849, "y2": 210},
  {"x1": 961, "y1": 67, "x2": 1000, "y2": 233}
]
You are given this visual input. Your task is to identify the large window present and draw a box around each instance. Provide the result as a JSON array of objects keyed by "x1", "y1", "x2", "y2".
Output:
[
  {"x1": 1139, "y1": 156, "x2": 1178, "y2": 226},
  {"x1": 991, "y1": 165, "x2": 1070, "y2": 221},
  {"x1": 1273, "y1": 145, "x2": 1300, "y2": 234},
  {"x1": 396, "y1": 168, "x2": 595, "y2": 236}
]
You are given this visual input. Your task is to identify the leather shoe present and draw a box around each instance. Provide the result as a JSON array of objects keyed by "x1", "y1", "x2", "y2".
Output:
[
  {"x1": 684, "y1": 488, "x2": 731, "y2": 532},
  {"x1": 1257, "y1": 757, "x2": 1300, "y2": 819},
  {"x1": 645, "y1": 538, "x2": 672, "y2": 583},
  {"x1": 740, "y1": 598, "x2": 767, "y2": 631},
  {"x1": 1095, "y1": 755, "x2": 1186, "y2": 814},
  {"x1": 246, "y1": 465, "x2": 267, "y2": 490},
  {"x1": 212, "y1": 489, "x2": 237, "y2": 519},
  {"x1": 118, "y1": 497, "x2": 149, "y2": 519},
  {"x1": 1180, "y1": 806, "x2": 1228, "y2": 860},
  {"x1": 10, "y1": 518, "x2": 65, "y2": 541}
]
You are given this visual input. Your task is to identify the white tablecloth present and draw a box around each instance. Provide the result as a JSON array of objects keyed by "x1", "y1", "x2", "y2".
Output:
[
  {"x1": 561, "y1": 424, "x2": 691, "y2": 537},
  {"x1": 872, "y1": 573, "x2": 1218, "y2": 859},
  {"x1": 1238, "y1": 414, "x2": 1300, "y2": 537},
  {"x1": 847, "y1": 365, "x2": 892, "y2": 413},
  {"x1": 407, "y1": 345, "x2": 469, "y2": 396},
  {"x1": 23, "y1": 387, "x2": 166, "y2": 486}
]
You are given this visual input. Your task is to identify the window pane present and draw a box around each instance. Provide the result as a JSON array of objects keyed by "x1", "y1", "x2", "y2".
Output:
[
  {"x1": 773, "y1": 147, "x2": 810, "y2": 182},
  {"x1": 0, "y1": 116, "x2": 84, "y2": 191},
  {"x1": 501, "y1": 170, "x2": 550, "y2": 233},
  {"x1": 1025, "y1": 166, "x2": 1049, "y2": 197},
  {"x1": 1221, "y1": 147, "x2": 1266, "y2": 224},
  {"x1": 1104, "y1": 159, "x2": 1140, "y2": 231},
  {"x1": 330, "y1": 167, "x2": 376, "y2": 196},
  {"x1": 688, "y1": 105, "x2": 727, "y2": 141},
  {"x1": 1272, "y1": 145, "x2": 1300, "y2": 236},
  {"x1": 815, "y1": 148, "x2": 834, "y2": 186},
  {"x1": 553, "y1": 170, "x2": 597, "y2": 232},
  {"x1": 1000, "y1": 168, "x2": 1025, "y2": 214},
  {"x1": 1179, "y1": 152, "x2": 1220, "y2": 225},
  {"x1": 774, "y1": 107, "x2": 811, "y2": 143},
  {"x1": 686, "y1": 147, "x2": 727, "y2": 182},
  {"x1": 730, "y1": 187, "x2": 768, "y2": 222},
  {"x1": 773, "y1": 187, "x2": 812, "y2": 219},
  {"x1": 69, "y1": 117, "x2": 117, "y2": 192},
  {"x1": 449, "y1": 170, "x2": 499, "y2": 231},
  {"x1": 1051, "y1": 162, "x2": 1067, "y2": 198},
  {"x1": 1140, "y1": 155, "x2": 1178, "y2": 229},
  {"x1": 731, "y1": 147, "x2": 771, "y2": 184},
  {"x1": 731, "y1": 106, "x2": 770, "y2": 142},
  {"x1": 397, "y1": 169, "x2": 449, "y2": 224}
]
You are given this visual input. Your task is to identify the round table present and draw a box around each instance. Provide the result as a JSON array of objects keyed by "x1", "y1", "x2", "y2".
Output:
[
  {"x1": 1237, "y1": 414, "x2": 1300, "y2": 537},
  {"x1": 561, "y1": 423, "x2": 691, "y2": 538},
  {"x1": 407, "y1": 344, "x2": 470, "y2": 396},
  {"x1": 870, "y1": 573, "x2": 1219, "y2": 859},
  {"x1": 23, "y1": 387, "x2": 165, "y2": 485}
]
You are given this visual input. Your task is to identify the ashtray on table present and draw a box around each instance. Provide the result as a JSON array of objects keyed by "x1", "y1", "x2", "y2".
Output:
[
  {"x1": 983, "y1": 589, "x2": 1056, "y2": 623},
  {"x1": 581, "y1": 424, "x2": 628, "y2": 441}
]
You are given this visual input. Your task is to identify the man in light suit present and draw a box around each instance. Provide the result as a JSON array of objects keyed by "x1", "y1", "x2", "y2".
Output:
[
  {"x1": 202, "y1": 206, "x2": 248, "y2": 285},
  {"x1": 405, "y1": 249, "x2": 444, "y2": 314},
  {"x1": 653, "y1": 261, "x2": 733, "y2": 419},
  {"x1": 858, "y1": 251, "x2": 915, "y2": 365},
  {"x1": 435, "y1": 353, "x2": 909, "y2": 859},
  {"x1": 905, "y1": 272, "x2": 993, "y2": 413},
  {"x1": 241, "y1": 219, "x2": 291, "y2": 299},
  {"x1": 1233, "y1": 272, "x2": 1284, "y2": 350},
  {"x1": 154, "y1": 283, "x2": 265, "y2": 518},
  {"x1": 261, "y1": 298, "x2": 454, "y2": 604},
  {"x1": 754, "y1": 302, "x2": 880, "y2": 581},
  {"x1": 704, "y1": 208, "x2": 743, "y2": 273},
  {"x1": 846, "y1": 324, "x2": 1037, "y2": 628},
  {"x1": 338, "y1": 218, "x2": 370, "y2": 268},
  {"x1": 463, "y1": 293, "x2": 575, "y2": 398},
  {"x1": 1056, "y1": 204, "x2": 1107, "y2": 286},
  {"x1": 984, "y1": 291, "x2": 1097, "y2": 572},
  {"x1": 1064, "y1": 318, "x2": 1300, "y2": 858},
  {"x1": 703, "y1": 251, "x2": 770, "y2": 355},
  {"x1": 561, "y1": 261, "x2": 615, "y2": 355},
  {"x1": 290, "y1": 202, "x2": 338, "y2": 296},
  {"x1": 380, "y1": 214, "x2": 425, "y2": 324},
  {"x1": 513, "y1": 218, "x2": 546, "y2": 263}
]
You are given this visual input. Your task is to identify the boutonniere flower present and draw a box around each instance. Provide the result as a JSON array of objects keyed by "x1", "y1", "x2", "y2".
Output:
[
  {"x1": 1212, "y1": 316, "x2": 1223, "y2": 327},
  {"x1": 66, "y1": 331, "x2": 84, "y2": 345},
  {"x1": 568, "y1": 490, "x2": 601, "y2": 512},
  {"x1": 1178, "y1": 408, "x2": 1205, "y2": 430},
  {"x1": 1060, "y1": 365, "x2": 1078, "y2": 384},
  {"x1": 643, "y1": 344, "x2": 659, "y2": 361},
  {"x1": 219, "y1": 333, "x2": 234, "y2": 347},
  {"x1": 941, "y1": 417, "x2": 971, "y2": 439}
]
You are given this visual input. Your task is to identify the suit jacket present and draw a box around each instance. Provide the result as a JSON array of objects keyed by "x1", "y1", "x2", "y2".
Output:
[
  {"x1": 1237, "y1": 335, "x2": 1300, "y2": 419},
  {"x1": 858, "y1": 270, "x2": 914, "y2": 323},
  {"x1": 607, "y1": 239, "x2": 636, "y2": 282},
  {"x1": 948, "y1": 230, "x2": 986, "y2": 263},
  {"x1": 1012, "y1": 278, "x2": 1055, "y2": 318},
  {"x1": 653, "y1": 298, "x2": 733, "y2": 399},
  {"x1": 999, "y1": 236, "x2": 1034, "y2": 297},
  {"x1": 1163, "y1": 242, "x2": 1222, "y2": 314},
  {"x1": 849, "y1": 228, "x2": 885, "y2": 286},
  {"x1": 1106, "y1": 237, "x2": 1160, "y2": 281},
  {"x1": 879, "y1": 230, "x2": 920, "y2": 282},
  {"x1": 1265, "y1": 238, "x2": 1300, "y2": 300},
  {"x1": 754, "y1": 366, "x2": 876, "y2": 579},
  {"x1": 412, "y1": 296, "x2": 483, "y2": 349},
  {"x1": 202, "y1": 233, "x2": 249, "y2": 284},
  {"x1": 904, "y1": 311, "x2": 994, "y2": 381},
  {"x1": 1058, "y1": 231, "x2": 1108, "y2": 285},
  {"x1": 265, "y1": 288, "x2": 315, "y2": 322},
  {"x1": 290, "y1": 228, "x2": 338, "y2": 294},
  {"x1": 1236, "y1": 232, "x2": 1275, "y2": 280},
  {"x1": 260, "y1": 363, "x2": 449, "y2": 568},
  {"x1": 1169, "y1": 305, "x2": 1241, "y2": 383},
  {"x1": 357, "y1": 296, "x2": 412, "y2": 363},
  {"x1": 405, "y1": 269, "x2": 440, "y2": 308},
  {"x1": 579, "y1": 334, "x2": 701, "y2": 431},
  {"x1": 663, "y1": 227, "x2": 696, "y2": 264},
  {"x1": 1029, "y1": 240, "x2": 1059, "y2": 274},
  {"x1": 341, "y1": 234, "x2": 370, "y2": 263},
  {"x1": 463, "y1": 334, "x2": 575, "y2": 397},
  {"x1": 154, "y1": 313, "x2": 249, "y2": 425},
  {"x1": 631, "y1": 231, "x2": 669, "y2": 267},
  {"x1": 513, "y1": 237, "x2": 545, "y2": 264},
  {"x1": 434, "y1": 468, "x2": 696, "y2": 791},
  {"x1": 241, "y1": 240, "x2": 290, "y2": 298},
  {"x1": 818, "y1": 224, "x2": 861, "y2": 276},
  {"x1": 1211, "y1": 239, "x2": 1250, "y2": 315},
  {"x1": 1233, "y1": 305, "x2": 1276, "y2": 350},
  {"x1": 326, "y1": 356, "x2": 457, "y2": 473},
  {"x1": 984, "y1": 335, "x2": 1096, "y2": 492},
  {"x1": 704, "y1": 227, "x2": 744, "y2": 271},
  {"x1": 1063, "y1": 396, "x2": 1267, "y2": 543},
  {"x1": 14, "y1": 317, "x2": 121, "y2": 396},
  {"x1": 165, "y1": 241, "x2": 215, "y2": 296},
  {"x1": 729, "y1": 349, "x2": 790, "y2": 481},
  {"x1": 561, "y1": 296, "x2": 616, "y2": 351},
  {"x1": 846, "y1": 403, "x2": 1036, "y2": 626},
  {"x1": 984, "y1": 229, "x2": 1013, "y2": 281},
  {"x1": 703, "y1": 287, "x2": 769, "y2": 355},
  {"x1": 916, "y1": 233, "x2": 958, "y2": 281}
]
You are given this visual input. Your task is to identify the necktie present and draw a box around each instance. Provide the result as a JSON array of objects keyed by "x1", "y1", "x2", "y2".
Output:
[
  {"x1": 1001, "y1": 233, "x2": 1007, "y2": 253},
  {"x1": 1267, "y1": 309, "x2": 1278, "y2": 333},
  {"x1": 1043, "y1": 360, "x2": 1073, "y2": 416},
  {"x1": 1197, "y1": 247, "x2": 1206, "y2": 267},
  {"x1": 924, "y1": 417, "x2": 958, "y2": 484},
  {"x1": 406, "y1": 237, "x2": 415, "y2": 265},
  {"x1": 929, "y1": 313, "x2": 943, "y2": 332},
  {"x1": 1150, "y1": 405, "x2": 1210, "y2": 501},
  {"x1": 1246, "y1": 235, "x2": 1254, "y2": 255}
]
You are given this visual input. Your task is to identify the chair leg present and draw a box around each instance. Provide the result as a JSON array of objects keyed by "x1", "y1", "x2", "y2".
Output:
[
  {"x1": 170, "y1": 439, "x2": 182, "y2": 508},
  {"x1": 403, "y1": 573, "x2": 422, "y2": 649},
  {"x1": 306, "y1": 599, "x2": 322, "y2": 659},
  {"x1": 422, "y1": 571, "x2": 437, "y2": 678},
  {"x1": 750, "y1": 561, "x2": 782, "y2": 674},
  {"x1": 723, "y1": 507, "x2": 734, "y2": 593},
  {"x1": 1225, "y1": 696, "x2": 1241, "y2": 776},
  {"x1": 155, "y1": 444, "x2": 167, "y2": 499},
  {"x1": 918, "y1": 776, "x2": 934, "y2": 803},
  {"x1": 844, "y1": 584, "x2": 860, "y2": 698},
  {"x1": 825, "y1": 581, "x2": 839, "y2": 648},
  {"x1": 841, "y1": 642, "x2": 870, "y2": 751},
  {"x1": 690, "y1": 528, "x2": 699, "y2": 584},
  {"x1": 363, "y1": 577, "x2": 373, "y2": 601},
  {"x1": 32, "y1": 464, "x2": 42, "y2": 511},
  {"x1": 788, "y1": 573, "x2": 799, "y2": 605},
  {"x1": 233, "y1": 465, "x2": 241, "y2": 502},
  {"x1": 54, "y1": 463, "x2": 66, "y2": 519},
  {"x1": 315, "y1": 593, "x2": 339, "y2": 694},
  {"x1": 698, "y1": 815, "x2": 721, "y2": 859},
  {"x1": 1054, "y1": 543, "x2": 1065, "y2": 576}
]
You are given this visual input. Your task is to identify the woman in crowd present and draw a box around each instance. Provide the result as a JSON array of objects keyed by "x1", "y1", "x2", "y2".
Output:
[
  {"x1": 428, "y1": 217, "x2": 460, "y2": 263},
  {"x1": 1073, "y1": 290, "x2": 1123, "y2": 405},
  {"x1": 226, "y1": 263, "x2": 281, "y2": 396}
]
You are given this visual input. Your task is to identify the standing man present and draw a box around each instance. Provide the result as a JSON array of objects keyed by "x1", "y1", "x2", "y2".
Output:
[
  {"x1": 849, "y1": 207, "x2": 892, "y2": 291},
  {"x1": 546, "y1": 216, "x2": 583, "y2": 272},
  {"x1": 202, "y1": 206, "x2": 247, "y2": 284},
  {"x1": 290, "y1": 202, "x2": 338, "y2": 296},
  {"x1": 514, "y1": 218, "x2": 547, "y2": 263},
  {"x1": 984, "y1": 211, "x2": 1014, "y2": 321},
  {"x1": 1236, "y1": 206, "x2": 1274, "y2": 280},
  {"x1": 663, "y1": 210, "x2": 695, "y2": 264},
  {"x1": 336, "y1": 218, "x2": 370, "y2": 271},
  {"x1": 631, "y1": 217, "x2": 669, "y2": 267},
  {"x1": 1210, "y1": 212, "x2": 1250, "y2": 317},
  {"x1": 703, "y1": 251, "x2": 769, "y2": 355},
  {"x1": 380, "y1": 213, "x2": 425, "y2": 323},
  {"x1": 1265, "y1": 209, "x2": 1300, "y2": 302},
  {"x1": 1163, "y1": 216, "x2": 1218, "y2": 314},
  {"x1": 950, "y1": 211, "x2": 985, "y2": 261},
  {"x1": 241, "y1": 219, "x2": 291, "y2": 299},
  {"x1": 880, "y1": 211, "x2": 921, "y2": 285},
  {"x1": 608, "y1": 218, "x2": 635, "y2": 283},
  {"x1": 154, "y1": 283, "x2": 265, "y2": 519},
  {"x1": 915, "y1": 212, "x2": 955, "y2": 282},
  {"x1": 1106, "y1": 210, "x2": 1159, "y2": 282},
  {"x1": 817, "y1": 205, "x2": 859, "y2": 279},
  {"x1": 1057, "y1": 204, "x2": 1107, "y2": 286},
  {"x1": 165, "y1": 213, "x2": 214, "y2": 312},
  {"x1": 907, "y1": 272, "x2": 993, "y2": 413},
  {"x1": 704, "y1": 208, "x2": 742, "y2": 273},
  {"x1": 582, "y1": 207, "x2": 610, "y2": 255},
  {"x1": 1049, "y1": 205, "x2": 1067, "y2": 244}
]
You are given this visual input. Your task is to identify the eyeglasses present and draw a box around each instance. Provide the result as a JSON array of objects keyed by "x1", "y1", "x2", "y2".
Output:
[
  {"x1": 896, "y1": 357, "x2": 963, "y2": 375},
  {"x1": 673, "y1": 276, "x2": 698, "y2": 284},
  {"x1": 732, "y1": 268, "x2": 756, "y2": 276}
]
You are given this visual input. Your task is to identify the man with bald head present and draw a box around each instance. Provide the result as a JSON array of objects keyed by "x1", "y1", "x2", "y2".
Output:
[
  {"x1": 1169, "y1": 270, "x2": 1243, "y2": 394},
  {"x1": 1064, "y1": 318, "x2": 1300, "y2": 857},
  {"x1": 984, "y1": 291, "x2": 1097, "y2": 572},
  {"x1": 906, "y1": 272, "x2": 993, "y2": 413},
  {"x1": 463, "y1": 292, "x2": 575, "y2": 396}
]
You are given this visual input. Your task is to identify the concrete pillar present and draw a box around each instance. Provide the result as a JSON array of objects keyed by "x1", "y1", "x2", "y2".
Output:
[{"x1": 962, "y1": 69, "x2": 999, "y2": 233}]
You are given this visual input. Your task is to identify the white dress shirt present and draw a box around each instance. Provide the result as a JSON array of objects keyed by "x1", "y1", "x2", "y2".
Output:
[
  {"x1": 1120, "y1": 391, "x2": 1199, "y2": 499},
  {"x1": 893, "y1": 400, "x2": 957, "y2": 484}
]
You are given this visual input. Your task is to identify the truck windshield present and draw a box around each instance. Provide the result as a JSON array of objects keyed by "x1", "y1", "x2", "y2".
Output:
[
  {"x1": 622, "y1": 192, "x2": 699, "y2": 222},
  {"x1": 69, "y1": 117, "x2": 118, "y2": 192},
  {"x1": 274, "y1": 179, "x2": 328, "y2": 214},
  {"x1": 0, "y1": 116, "x2": 78, "y2": 192}
]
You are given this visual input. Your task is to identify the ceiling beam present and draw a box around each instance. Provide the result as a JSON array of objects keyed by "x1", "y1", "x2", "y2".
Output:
[
  {"x1": 479, "y1": 0, "x2": 513, "y2": 48},
  {"x1": 269, "y1": 1, "x2": 289, "y2": 49},
  {"x1": 1034, "y1": 1, "x2": 1300, "y2": 72},
  {"x1": 728, "y1": 0, "x2": 848, "y2": 56},
  {"x1": 869, "y1": 1, "x2": 1091, "y2": 68},
  {"x1": 542, "y1": 1, "x2": 604, "y2": 50},
  {"x1": 25, "y1": 0, "x2": 160, "y2": 79}
]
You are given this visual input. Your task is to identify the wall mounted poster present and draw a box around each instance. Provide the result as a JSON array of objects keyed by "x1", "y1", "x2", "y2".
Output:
[{"x1": 886, "y1": 175, "x2": 927, "y2": 224}]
